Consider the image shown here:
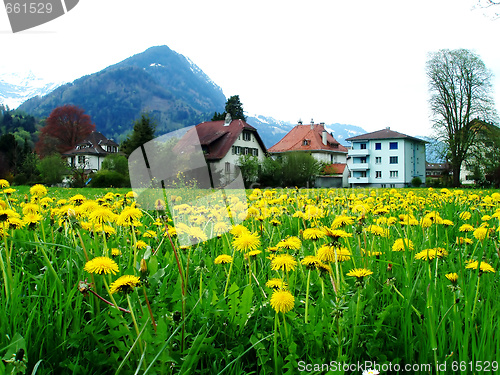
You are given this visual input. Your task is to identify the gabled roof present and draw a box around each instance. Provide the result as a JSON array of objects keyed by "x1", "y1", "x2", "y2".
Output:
[
  {"x1": 194, "y1": 119, "x2": 267, "y2": 161},
  {"x1": 268, "y1": 123, "x2": 348, "y2": 154},
  {"x1": 63, "y1": 131, "x2": 119, "y2": 156},
  {"x1": 346, "y1": 128, "x2": 426, "y2": 143}
]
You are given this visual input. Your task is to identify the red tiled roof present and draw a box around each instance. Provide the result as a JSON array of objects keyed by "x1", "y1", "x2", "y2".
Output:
[
  {"x1": 322, "y1": 163, "x2": 347, "y2": 175},
  {"x1": 193, "y1": 119, "x2": 267, "y2": 161},
  {"x1": 268, "y1": 124, "x2": 348, "y2": 154},
  {"x1": 346, "y1": 128, "x2": 426, "y2": 143}
]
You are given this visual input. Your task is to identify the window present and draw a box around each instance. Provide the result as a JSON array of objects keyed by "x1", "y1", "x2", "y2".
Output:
[
  {"x1": 233, "y1": 146, "x2": 241, "y2": 155},
  {"x1": 390, "y1": 171, "x2": 398, "y2": 178},
  {"x1": 375, "y1": 171, "x2": 382, "y2": 178},
  {"x1": 375, "y1": 157, "x2": 381, "y2": 164},
  {"x1": 360, "y1": 143, "x2": 367, "y2": 149},
  {"x1": 77, "y1": 156, "x2": 86, "y2": 164},
  {"x1": 390, "y1": 156, "x2": 398, "y2": 164},
  {"x1": 303, "y1": 139, "x2": 310, "y2": 146},
  {"x1": 360, "y1": 157, "x2": 366, "y2": 163},
  {"x1": 252, "y1": 148, "x2": 259, "y2": 156},
  {"x1": 243, "y1": 132, "x2": 251, "y2": 141},
  {"x1": 375, "y1": 143, "x2": 381, "y2": 150},
  {"x1": 225, "y1": 162, "x2": 231, "y2": 174},
  {"x1": 390, "y1": 142, "x2": 398, "y2": 150},
  {"x1": 360, "y1": 171, "x2": 367, "y2": 177}
]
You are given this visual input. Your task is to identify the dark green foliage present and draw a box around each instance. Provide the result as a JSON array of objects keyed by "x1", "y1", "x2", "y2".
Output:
[
  {"x1": 120, "y1": 113, "x2": 157, "y2": 157},
  {"x1": 18, "y1": 46, "x2": 226, "y2": 141},
  {"x1": 280, "y1": 152, "x2": 322, "y2": 187},
  {"x1": 211, "y1": 95, "x2": 246, "y2": 121},
  {"x1": 237, "y1": 155, "x2": 260, "y2": 188},
  {"x1": 258, "y1": 156, "x2": 282, "y2": 187},
  {"x1": 101, "y1": 154, "x2": 129, "y2": 176},
  {"x1": 411, "y1": 176, "x2": 422, "y2": 187},
  {"x1": 37, "y1": 154, "x2": 68, "y2": 185},
  {"x1": 89, "y1": 170, "x2": 130, "y2": 188}
]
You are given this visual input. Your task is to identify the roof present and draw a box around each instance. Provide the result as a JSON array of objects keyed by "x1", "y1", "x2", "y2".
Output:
[
  {"x1": 193, "y1": 119, "x2": 267, "y2": 161},
  {"x1": 426, "y1": 162, "x2": 450, "y2": 170},
  {"x1": 345, "y1": 128, "x2": 427, "y2": 143},
  {"x1": 268, "y1": 123, "x2": 348, "y2": 154},
  {"x1": 62, "y1": 131, "x2": 120, "y2": 156},
  {"x1": 322, "y1": 163, "x2": 347, "y2": 175}
]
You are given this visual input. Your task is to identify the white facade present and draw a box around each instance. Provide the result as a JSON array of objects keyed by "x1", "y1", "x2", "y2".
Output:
[
  {"x1": 347, "y1": 137, "x2": 426, "y2": 187},
  {"x1": 209, "y1": 129, "x2": 266, "y2": 184},
  {"x1": 68, "y1": 154, "x2": 107, "y2": 171}
]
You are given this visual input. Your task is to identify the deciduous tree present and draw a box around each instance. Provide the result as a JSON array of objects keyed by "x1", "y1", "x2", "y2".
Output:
[
  {"x1": 426, "y1": 49, "x2": 497, "y2": 187},
  {"x1": 35, "y1": 105, "x2": 95, "y2": 158}
]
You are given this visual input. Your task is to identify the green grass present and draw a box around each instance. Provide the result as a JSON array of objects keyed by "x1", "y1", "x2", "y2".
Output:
[{"x1": 0, "y1": 186, "x2": 499, "y2": 374}]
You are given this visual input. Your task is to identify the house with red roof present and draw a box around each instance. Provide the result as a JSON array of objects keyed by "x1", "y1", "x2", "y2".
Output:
[
  {"x1": 268, "y1": 120, "x2": 349, "y2": 187},
  {"x1": 193, "y1": 114, "x2": 267, "y2": 183},
  {"x1": 346, "y1": 127, "x2": 426, "y2": 187},
  {"x1": 268, "y1": 120, "x2": 348, "y2": 164},
  {"x1": 63, "y1": 131, "x2": 120, "y2": 172}
]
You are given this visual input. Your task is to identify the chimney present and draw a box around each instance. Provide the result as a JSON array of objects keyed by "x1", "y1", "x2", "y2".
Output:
[
  {"x1": 322, "y1": 130, "x2": 327, "y2": 146},
  {"x1": 310, "y1": 118, "x2": 314, "y2": 129},
  {"x1": 224, "y1": 113, "x2": 232, "y2": 126}
]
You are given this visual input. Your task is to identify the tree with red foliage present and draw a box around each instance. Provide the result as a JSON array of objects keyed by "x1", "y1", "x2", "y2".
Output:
[{"x1": 36, "y1": 105, "x2": 95, "y2": 158}]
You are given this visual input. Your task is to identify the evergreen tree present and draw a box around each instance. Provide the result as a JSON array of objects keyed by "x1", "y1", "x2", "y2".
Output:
[
  {"x1": 211, "y1": 95, "x2": 246, "y2": 121},
  {"x1": 121, "y1": 113, "x2": 157, "y2": 157}
]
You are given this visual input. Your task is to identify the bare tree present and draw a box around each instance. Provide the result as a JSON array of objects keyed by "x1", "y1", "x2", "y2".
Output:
[{"x1": 426, "y1": 49, "x2": 497, "y2": 187}]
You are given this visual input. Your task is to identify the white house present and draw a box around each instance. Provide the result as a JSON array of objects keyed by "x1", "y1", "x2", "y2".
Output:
[
  {"x1": 193, "y1": 115, "x2": 267, "y2": 183},
  {"x1": 346, "y1": 128, "x2": 426, "y2": 188},
  {"x1": 63, "y1": 131, "x2": 120, "y2": 172}
]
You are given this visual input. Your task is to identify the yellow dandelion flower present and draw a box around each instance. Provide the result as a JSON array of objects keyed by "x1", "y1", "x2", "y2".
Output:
[
  {"x1": 346, "y1": 268, "x2": 373, "y2": 279},
  {"x1": 301, "y1": 255, "x2": 321, "y2": 270},
  {"x1": 245, "y1": 250, "x2": 262, "y2": 259},
  {"x1": 30, "y1": 184, "x2": 47, "y2": 198},
  {"x1": 230, "y1": 224, "x2": 250, "y2": 237},
  {"x1": 459, "y1": 224, "x2": 474, "y2": 232},
  {"x1": 135, "y1": 240, "x2": 148, "y2": 249},
  {"x1": 0, "y1": 179, "x2": 10, "y2": 188},
  {"x1": 302, "y1": 227, "x2": 326, "y2": 240},
  {"x1": 365, "y1": 225, "x2": 388, "y2": 237},
  {"x1": 110, "y1": 275, "x2": 141, "y2": 294},
  {"x1": 465, "y1": 260, "x2": 495, "y2": 273},
  {"x1": 233, "y1": 231, "x2": 260, "y2": 252},
  {"x1": 323, "y1": 227, "x2": 352, "y2": 240},
  {"x1": 265, "y1": 278, "x2": 288, "y2": 290},
  {"x1": 414, "y1": 247, "x2": 448, "y2": 261},
  {"x1": 116, "y1": 206, "x2": 143, "y2": 226},
  {"x1": 445, "y1": 273, "x2": 458, "y2": 283},
  {"x1": 23, "y1": 213, "x2": 43, "y2": 227},
  {"x1": 392, "y1": 238, "x2": 414, "y2": 252},
  {"x1": 331, "y1": 215, "x2": 355, "y2": 229},
  {"x1": 214, "y1": 254, "x2": 233, "y2": 264},
  {"x1": 84, "y1": 257, "x2": 119, "y2": 275},
  {"x1": 473, "y1": 227, "x2": 489, "y2": 241},
  {"x1": 187, "y1": 226, "x2": 208, "y2": 242},
  {"x1": 271, "y1": 254, "x2": 297, "y2": 272},
  {"x1": 270, "y1": 289, "x2": 295, "y2": 313},
  {"x1": 111, "y1": 248, "x2": 122, "y2": 256},
  {"x1": 89, "y1": 207, "x2": 117, "y2": 224},
  {"x1": 213, "y1": 221, "x2": 230, "y2": 236},
  {"x1": 143, "y1": 230, "x2": 157, "y2": 238},
  {"x1": 317, "y1": 245, "x2": 351, "y2": 262},
  {"x1": 276, "y1": 236, "x2": 301, "y2": 251}
]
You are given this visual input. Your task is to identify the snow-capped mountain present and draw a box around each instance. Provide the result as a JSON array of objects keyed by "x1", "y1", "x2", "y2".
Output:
[{"x1": 0, "y1": 70, "x2": 64, "y2": 109}]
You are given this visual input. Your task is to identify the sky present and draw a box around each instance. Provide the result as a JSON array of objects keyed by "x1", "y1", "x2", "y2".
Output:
[{"x1": 1, "y1": 0, "x2": 499, "y2": 137}]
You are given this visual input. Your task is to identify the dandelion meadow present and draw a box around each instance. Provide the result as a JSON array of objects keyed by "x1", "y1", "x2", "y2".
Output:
[{"x1": 0, "y1": 182, "x2": 499, "y2": 374}]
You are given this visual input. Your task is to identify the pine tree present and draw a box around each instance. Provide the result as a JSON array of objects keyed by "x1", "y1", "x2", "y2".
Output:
[
  {"x1": 211, "y1": 95, "x2": 246, "y2": 121},
  {"x1": 121, "y1": 113, "x2": 157, "y2": 157}
]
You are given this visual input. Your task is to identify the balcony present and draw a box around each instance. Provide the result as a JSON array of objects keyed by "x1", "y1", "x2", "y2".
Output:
[
  {"x1": 348, "y1": 176, "x2": 369, "y2": 184},
  {"x1": 348, "y1": 149, "x2": 369, "y2": 157},
  {"x1": 349, "y1": 163, "x2": 369, "y2": 171}
]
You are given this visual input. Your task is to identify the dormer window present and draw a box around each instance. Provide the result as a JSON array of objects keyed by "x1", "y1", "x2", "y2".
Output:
[
  {"x1": 303, "y1": 139, "x2": 310, "y2": 146},
  {"x1": 242, "y1": 131, "x2": 251, "y2": 141}
]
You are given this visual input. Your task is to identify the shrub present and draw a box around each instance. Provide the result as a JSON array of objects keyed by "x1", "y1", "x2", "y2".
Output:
[{"x1": 89, "y1": 170, "x2": 130, "y2": 188}]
